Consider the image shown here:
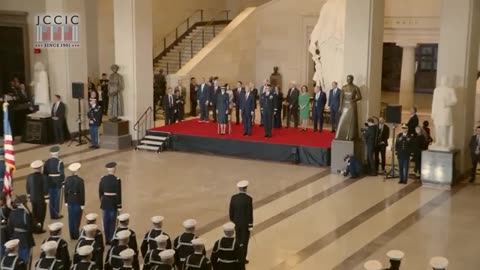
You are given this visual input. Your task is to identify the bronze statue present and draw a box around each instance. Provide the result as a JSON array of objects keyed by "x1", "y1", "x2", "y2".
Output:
[
  {"x1": 270, "y1": 66, "x2": 283, "y2": 90},
  {"x1": 108, "y1": 64, "x2": 124, "y2": 122},
  {"x1": 335, "y1": 75, "x2": 362, "y2": 141}
]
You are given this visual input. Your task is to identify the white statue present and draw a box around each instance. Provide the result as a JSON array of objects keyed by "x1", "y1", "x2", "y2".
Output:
[
  {"x1": 30, "y1": 62, "x2": 51, "y2": 115},
  {"x1": 309, "y1": 0, "x2": 345, "y2": 90},
  {"x1": 431, "y1": 75, "x2": 458, "y2": 151}
]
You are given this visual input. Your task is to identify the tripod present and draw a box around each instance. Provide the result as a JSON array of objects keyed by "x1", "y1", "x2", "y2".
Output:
[
  {"x1": 69, "y1": 98, "x2": 90, "y2": 146},
  {"x1": 385, "y1": 124, "x2": 399, "y2": 179}
]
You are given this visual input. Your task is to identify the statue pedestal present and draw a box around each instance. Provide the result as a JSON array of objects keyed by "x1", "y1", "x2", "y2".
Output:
[
  {"x1": 22, "y1": 113, "x2": 52, "y2": 145},
  {"x1": 421, "y1": 149, "x2": 459, "y2": 189},
  {"x1": 330, "y1": 139, "x2": 363, "y2": 173},
  {"x1": 100, "y1": 120, "x2": 132, "y2": 150}
]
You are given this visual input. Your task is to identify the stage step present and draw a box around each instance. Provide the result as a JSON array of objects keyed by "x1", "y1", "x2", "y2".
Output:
[
  {"x1": 140, "y1": 140, "x2": 164, "y2": 146},
  {"x1": 135, "y1": 145, "x2": 161, "y2": 152},
  {"x1": 144, "y1": 135, "x2": 167, "y2": 141},
  {"x1": 135, "y1": 132, "x2": 171, "y2": 153}
]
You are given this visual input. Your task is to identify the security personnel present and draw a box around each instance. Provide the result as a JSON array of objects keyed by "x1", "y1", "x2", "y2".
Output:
[
  {"x1": 185, "y1": 238, "x2": 211, "y2": 270},
  {"x1": 26, "y1": 160, "x2": 49, "y2": 233},
  {"x1": 0, "y1": 149, "x2": 5, "y2": 189},
  {"x1": 141, "y1": 216, "x2": 172, "y2": 258},
  {"x1": 119, "y1": 249, "x2": 136, "y2": 270},
  {"x1": 229, "y1": 180, "x2": 253, "y2": 264},
  {"x1": 71, "y1": 245, "x2": 97, "y2": 270},
  {"x1": 111, "y1": 214, "x2": 139, "y2": 269},
  {"x1": 64, "y1": 162, "x2": 85, "y2": 240},
  {"x1": 40, "y1": 222, "x2": 70, "y2": 269},
  {"x1": 210, "y1": 222, "x2": 243, "y2": 270},
  {"x1": 260, "y1": 84, "x2": 277, "y2": 138},
  {"x1": 396, "y1": 124, "x2": 413, "y2": 185},
  {"x1": 1, "y1": 192, "x2": 11, "y2": 256},
  {"x1": 99, "y1": 162, "x2": 122, "y2": 244},
  {"x1": 1, "y1": 239, "x2": 26, "y2": 270},
  {"x1": 384, "y1": 250, "x2": 404, "y2": 270},
  {"x1": 174, "y1": 219, "x2": 201, "y2": 269},
  {"x1": 105, "y1": 230, "x2": 132, "y2": 270},
  {"x1": 74, "y1": 224, "x2": 103, "y2": 270},
  {"x1": 143, "y1": 235, "x2": 169, "y2": 270},
  {"x1": 79, "y1": 213, "x2": 105, "y2": 253},
  {"x1": 157, "y1": 249, "x2": 176, "y2": 270},
  {"x1": 8, "y1": 195, "x2": 34, "y2": 266},
  {"x1": 88, "y1": 99, "x2": 103, "y2": 149},
  {"x1": 34, "y1": 241, "x2": 64, "y2": 270},
  {"x1": 43, "y1": 146, "x2": 65, "y2": 220}
]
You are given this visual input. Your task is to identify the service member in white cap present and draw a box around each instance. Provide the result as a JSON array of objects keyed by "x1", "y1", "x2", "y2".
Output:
[
  {"x1": 99, "y1": 161, "x2": 122, "y2": 244},
  {"x1": 174, "y1": 219, "x2": 200, "y2": 269},
  {"x1": 34, "y1": 241, "x2": 64, "y2": 270},
  {"x1": 184, "y1": 238, "x2": 211, "y2": 270},
  {"x1": 43, "y1": 145, "x2": 65, "y2": 220},
  {"x1": 27, "y1": 159, "x2": 49, "y2": 233},
  {"x1": 1, "y1": 239, "x2": 27, "y2": 270},
  {"x1": 144, "y1": 235, "x2": 170, "y2": 270},
  {"x1": 385, "y1": 250, "x2": 404, "y2": 270},
  {"x1": 73, "y1": 224, "x2": 103, "y2": 269},
  {"x1": 40, "y1": 222, "x2": 71, "y2": 269},
  {"x1": 80, "y1": 213, "x2": 105, "y2": 252},
  {"x1": 119, "y1": 248, "x2": 136, "y2": 270},
  {"x1": 8, "y1": 195, "x2": 34, "y2": 265},
  {"x1": 105, "y1": 230, "x2": 133, "y2": 270},
  {"x1": 363, "y1": 260, "x2": 382, "y2": 270},
  {"x1": 396, "y1": 123, "x2": 412, "y2": 184},
  {"x1": 211, "y1": 222, "x2": 243, "y2": 269},
  {"x1": 430, "y1": 256, "x2": 449, "y2": 270},
  {"x1": 71, "y1": 245, "x2": 95, "y2": 270},
  {"x1": 111, "y1": 213, "x2": 139, "y2": 269},
  {"x1": 228, "y1": 180, "x2": 253, "y2": 264},
  {"x1": 158, "y1": 249, "x2": 176, "y2": 269},
  {"x1": 64, "y1": 162, "x2": 85, "y2": 240},
  {"x1": 141, "y1": 216, "x2": 172, "y2": 258}
]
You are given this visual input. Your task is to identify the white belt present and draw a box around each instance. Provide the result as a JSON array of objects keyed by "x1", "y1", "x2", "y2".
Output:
[
  {"x1": 104, "y1": 193, "x2": 117, "y2": 196},
  {"x1": 48, "y1": 174, "x2": 61, "y2": 177},
  {"x1": 218, "y1": 259, "x2": 237, "y2": 263}
]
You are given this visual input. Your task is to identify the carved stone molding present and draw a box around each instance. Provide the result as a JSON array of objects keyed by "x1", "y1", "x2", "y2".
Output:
[{"x1": 384, "y1": 16, "x2": 440, "y2": 44}]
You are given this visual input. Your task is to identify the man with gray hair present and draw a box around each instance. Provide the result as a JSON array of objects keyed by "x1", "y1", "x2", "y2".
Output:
[{"x1": 285, "y1": 81, "x2": 300, "y2": 128}]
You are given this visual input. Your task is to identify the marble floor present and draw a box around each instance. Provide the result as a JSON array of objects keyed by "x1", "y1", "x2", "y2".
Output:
[{"x1": 8, "y1": 142, "x2": 480, "y2": 269}]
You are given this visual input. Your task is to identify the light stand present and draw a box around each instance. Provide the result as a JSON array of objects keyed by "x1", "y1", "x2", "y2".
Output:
[
  {"x1": 385, "y1": 123, "x2": 399, "y2": 179},
  {"x1": 69, "y1": 98, "x2": 90, "y2": 146}
]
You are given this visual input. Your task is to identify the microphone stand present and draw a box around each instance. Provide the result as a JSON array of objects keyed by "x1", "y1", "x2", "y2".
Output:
[{"x1": 385, "y1": 123, "x2": 399, "y2": 180}]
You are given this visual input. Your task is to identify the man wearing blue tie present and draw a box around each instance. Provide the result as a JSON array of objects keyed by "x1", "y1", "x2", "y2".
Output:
[
  {"x1": 241, "y1": 85, "x2": 255, "y2": 136},
  {"x1": 328, "y1": 81, "x2": 341, "y2": 133},
  {"x1": 198, "y1": 78, "x2": 210, "y2": 122},
  {"x1": 312, "y1": 85, "x2": 327, "y2": 132}
]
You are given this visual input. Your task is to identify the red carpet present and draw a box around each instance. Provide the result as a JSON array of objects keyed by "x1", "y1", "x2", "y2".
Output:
[{"x1": 151, "y1": 118, "x2": 335, "y2": 148}]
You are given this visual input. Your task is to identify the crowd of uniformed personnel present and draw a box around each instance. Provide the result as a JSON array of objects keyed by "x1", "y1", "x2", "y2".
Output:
[{"x1": 0, "y1": 146, "x2": 254, "y2": 270}]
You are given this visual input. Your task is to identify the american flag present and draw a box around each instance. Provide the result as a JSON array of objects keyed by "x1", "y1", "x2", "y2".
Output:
[{"x1": 3, "y1": 102, "x2": 15, "y2": 207}]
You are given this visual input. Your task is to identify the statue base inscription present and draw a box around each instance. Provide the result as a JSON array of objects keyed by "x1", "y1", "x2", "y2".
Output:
[
  {"x1": 330, "y1": 139, "x2": 363, "y2": 174},
  {"x1": 100, "y1": 120, "x2": 132, "y2": 150},
  {"x1": 421, "y1": 149, "x2": 459, "y2": 189}
]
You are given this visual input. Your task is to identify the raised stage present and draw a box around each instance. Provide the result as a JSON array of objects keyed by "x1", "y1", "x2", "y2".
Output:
[{"x1": 149, "y1": 119, "x2": 334, "y2": 166}]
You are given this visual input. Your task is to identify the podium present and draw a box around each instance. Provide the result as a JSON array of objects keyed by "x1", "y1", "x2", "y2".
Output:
[
  {"x1": 100, "y1": 120, "x2": 132, "y2": 149},
  {"x1": 22, "y1": 113, "x2": 52, "y2": 145}
]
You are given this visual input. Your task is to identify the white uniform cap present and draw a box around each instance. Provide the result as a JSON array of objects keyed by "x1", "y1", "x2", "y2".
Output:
[
  {"x1": 4, "y1": 239, "x2": 20, "y2": 249},
  {"x1": 182, "y1": 219, "x2": 197, "y2": 229},
  {"x1": 119, "y1": 248, "x2": 135, "y2": 259},
  {"x1": 68, "y1": 163, "x2": 82, "y2": 172},
  {"x1": 155, "y1": 235, "x2": 169, "y2": 243},
  {"x1": 118, "y1": 213, "x2": 130, "y2": 221},
  {"x1": 42, "y1": 241, "x2": 58, "y2": 252},
  {"x1": 191, "y1": 238, "x2": 205, "y2": 246},
  {"x1": 48, "y1": 222, "x2": 64, "y2": 231},
  {"x1": 430, "y1": 257, "x2": 449, "y2": 269},
  {"x1": 77, "y1": 245, "x2": 94, "y2": 256},
  {"x1": 223, "y1": 222, "x2": 235, "y2": 232},
  {"x1": 236, "y1": 180, "x2": 249, "y2": 188},
  {"x1": 363, "y1": 260, "x2": 383, "y2": 270},
  {"x1": 85, "y1": 213, "x2": 98, "y2": 221},
  {"x1": 116, "y1": 230, "x2": 132, "y2": 240},
  {"x1": 159, "y1": 249, "x2": 176, "y2": 260},
  {"x1": 30, "y1": 160, "x2": 44, "y2": 169},
  {"x1": 387, "y1": 250, "x2": 404, "y2": 261},
  {"x1": 83, "y1": 224, "x2": 98, "y2": 232},
  {"x1": 151, "y1": 216, "x2": 164, "y2": 223}
]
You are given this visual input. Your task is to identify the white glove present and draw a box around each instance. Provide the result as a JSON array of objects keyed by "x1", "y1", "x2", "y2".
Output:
[
  {"x1": 248, "y1": 227, "x2": 253, "y2": 232},
  {"x1": 81, "y1": 206, "x2": 85, "y2": 210},
  {"x1": 65, "y1": 203, "x2": 68, "y2": 207},
  {"x1": 118, "y1": 208, "x2": 122, "y2": 212},
  {"x1": 45, "y1": 199, "x2": 49, "y2": 204}
]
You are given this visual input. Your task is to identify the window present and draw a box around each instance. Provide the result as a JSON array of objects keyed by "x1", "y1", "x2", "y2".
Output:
[{"x1": 416, "y1": 44, "x2": 438, "y2": 72}]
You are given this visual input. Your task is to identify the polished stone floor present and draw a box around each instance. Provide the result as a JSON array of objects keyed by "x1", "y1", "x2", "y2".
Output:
[{"x1": 8, "y1": 142, "x2": 480, "y2": 269}]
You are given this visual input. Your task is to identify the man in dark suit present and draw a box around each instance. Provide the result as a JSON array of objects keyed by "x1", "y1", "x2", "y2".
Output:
[
  {"x1": 312, "y1": 85, "x2": 327, "y2": 132},
  {"x1": 162, "y1": 88, "x2": 175, "y2": 125},
  {"x1": 469, "y1": 126, "x2": 480, "y2": 183},
  {"x1": 273, "y1": 86, "x2": 283, "y2": 128},
  {"x1": 198, "y1": 78, "x2": 210, "y2": 122},
  {"x1": 406, "y1": 107, "x2": 419, "y2": 136},
  {"x1": 233, "y1": 81, "x2": 245, "y2": 125},
  {"x1": 328, "y1": 81, "x2": 341, "y2": 133},
  {"x1": 51, "y1": 95, "x2": 66, "y2": 144},
  {"x1": 229, "y1": 180, "x2": 253, "y2": 264},
  {"x1": 285, "y1": 81, "x2": 300, "y2": 128},
  {"x1": 210, "y1": 80, "x2": 221, "y2": 123},
  {"x1": 364, "y1": 118, "x2": 378, "y2": 176},
  {"x1": 189, "y1": 77, "x2": 198, "y2": 117},
  {"x1": 375, "y1": 117, "x2": 390, "y2": 174},
  {"x1": 241, "y1": 85, "x2": 255, "y2": 136},
  {"x1": 396, "y1": 124, "x2": 413, "y2": 184}
]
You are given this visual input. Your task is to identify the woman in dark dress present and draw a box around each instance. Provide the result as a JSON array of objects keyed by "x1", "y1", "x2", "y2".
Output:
[{"x1": 216, "y1": 87, "x2": 230, "y2": 135}]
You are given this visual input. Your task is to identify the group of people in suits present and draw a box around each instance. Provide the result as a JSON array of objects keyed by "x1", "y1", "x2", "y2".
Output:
[{"x1": 163, "y1": 81, "x2": 187, "y2": 126}]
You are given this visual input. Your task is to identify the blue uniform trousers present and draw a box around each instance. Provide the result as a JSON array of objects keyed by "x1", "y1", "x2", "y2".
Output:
[
  {"x1": 242, "y1": 113, "x2": 252, "y2": 135},
  {"x1": 398, "y1": 157, "x2": 410, "y2": 183},
  {"x1": 49, "y1": 188, "x2": 61, "y2": 219},
  {"x1": 90, "y1": 125, "x2": 99, "y2": 147},
  {"x1": 68, "y1": 203, "x2": 82, "y2": 239},
  {"x1": 103, "y1": 209, "x2": 117, "y2": 242},
  {"x1": 18, "y1": 247, "x2": 30, "y2": 266}
]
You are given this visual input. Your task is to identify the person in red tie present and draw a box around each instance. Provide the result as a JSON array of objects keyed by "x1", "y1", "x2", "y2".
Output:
[{"x1": 163, "y1": 88, "x2": 175, "y2": 125}]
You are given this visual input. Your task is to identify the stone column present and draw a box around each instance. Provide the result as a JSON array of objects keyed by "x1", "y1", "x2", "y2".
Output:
[
  {"x1": 436, "y1": 0, "x2": 480, "y2": 172},
  {"x1": 398, "y1": 43, "x2": 417, "y2": 111},
  {"x1": 113, "y1": 0, "x2": 153, "y2": 139}
]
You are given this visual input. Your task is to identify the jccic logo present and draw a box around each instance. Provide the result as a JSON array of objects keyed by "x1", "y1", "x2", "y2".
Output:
[{"x1": 34, "y1": 14, "x2": 80, "y2": 48}]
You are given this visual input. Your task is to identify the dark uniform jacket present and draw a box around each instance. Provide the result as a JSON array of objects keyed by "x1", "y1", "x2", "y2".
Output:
[
  {"x1": 1, "y1": 254, "x2": 26, "y2": 270},
  {"x1": 229, "y1": 193, "x2": 253, "y2": 231},
  {"x1": 286, "y1": 88, "x2": 300, "y2": 109},
  {"x1": 150, "y1": 264, "x2": 176, "y2": 270},
  {"x1": 104, "y1": 244, "x2": 129, "y2": 270},
  {"x1": 141, "y1": 229, "x2": 172, "y2": 258},
  {"x1": 40, "y1": 236, "x2": 71, "y2": 269},
  {"x1": 80, "y1": 228, "x2": 104, "y2": 252},
  {"x1": 111, "y1": 227, "x2": 139, "y2": 269},
  {"x1": 71, "y1": 260, "x2": 98, "y2": 270},
  {"x1": 8, "y1": 206, "x2": 35, "y2": 248},
  {"x1": 43, "y1": 157, "x2": 65, "y2": 188},
  {"x1": 396, "y1": 133, "x2": 413, "y2": 159},
  {"x1": 174, "y1": 232, "x2": 204, "y2": 268},
  {"x1": 73, "y1": 238, "x2": 103, "y2": 270},
  {"x1": 1, "y1": 205, "x2": 11, "y2": 246},
  {"x1": 143, "y1": 248, "x2": 166, "y2": 270},
  {"x1": 184, "y1": 253, "x2": 212, "y2": 270},
  {"x1": 210, "y1": 237, "x2": 243, "y2": 270},
  {"x1": 99, "y1": 174, "x2": 122, "y2": 210},
  {"x1": 64, "y1": 175, "x2": 85, "y2": 206},
  {"x1": 273, "y1": 91, "x2": 283, "y2": 112},
  {"x1": 88, "y1": 105, "x2": 103, "y2": 127},
  {"x1": 34, "y1": 257, "x2": 64, "y2": 270},
  {"x1": 26, "y1": 172, "x2": 49, "y2": 203},
  {"x1": 260, "y1": 92, "x2": 277, "y2": 115}
]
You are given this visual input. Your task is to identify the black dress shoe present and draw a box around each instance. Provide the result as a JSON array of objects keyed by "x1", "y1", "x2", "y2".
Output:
[
  {"x1": 245, "y1": 259, "x2": 249, "y2": 264},
  {"x1": 53, "y1": 215, "x2": 64, "y2": 219},
  {"x1": 243, "y1": 133, "x2": 247, "y2": 136}
]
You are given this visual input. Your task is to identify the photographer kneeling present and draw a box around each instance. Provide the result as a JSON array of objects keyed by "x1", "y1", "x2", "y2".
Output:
[
  {"x1": 339, "y1": 154, "x2": 362, "y2": 178},
  {"x1": 363, "y1": 117, "x2": 378, "y2": 176}
]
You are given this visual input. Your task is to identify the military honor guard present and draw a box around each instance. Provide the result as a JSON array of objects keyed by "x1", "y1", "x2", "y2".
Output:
[
  {"x1": 141, "y1": 216, "x2": 172, "y2": 258},
  {"x1": 64, "y1": 162, "x2": 85, "y2": 240},
  {"x1": 229, "y1": 180, "x2": 253, "y2": 264},
  {"x1": 184, "y1": 238, "x2": 211, "y2": 270},
  {"x1": 99, "y1": 162, "x2": 122, "y2": 244},
  {"x1": 1, "y1": 239, "x2": 27, "y2": 270},
  {"x1": 260, "y1": 84, "x2": 277, "y2": 138},
  {"x1": 111, "y1": 214, "x2": 139, "y2": 269},
  {"x1": 7, "y1": 195, "x2": 34, "y2": 266},
  {"x1": 384, "y1": 250, "x2": 404, "y2": 270},
  {"x1": 430, "y1": 256, "x2": 449, "y2": 270},
  {"x1": 0, "y1": 149, "x2": 5, "y2": 189},
  {"x1": 174, "y1": 219, "x2": 200, "y2": 269},
  {"x1": 34, "y1": 241, "x2": 64, "y2": 270},
  {"x1": 43, "y1": 146, "x2": 65, "y2": 220},
  {"x1": 143, "y1": 235, "x2": 169, "y2": 270},
  {"x1": 1, "y1": 192, "x2": 11, "y2": 256},
  {"x1": 157, "y1": 249, "x2": 176, "y2": 270},
  {"x1": 26, "y1": 160, "x2": 49, "y2": 233},
  {"x1": 210, "y1": 222, "x2": 244, "y2": 270},
  {"x1": 119, "y1": 248, "x2": 136, "y2": 270},
  {"x1": 363, "y1": 260, "x2": 382, "y2": 270},
  {"x1": 74, "y1": 224, "x2": 104, "y2": 270},
  {"x1": 71, "y1": 245, "x2": 97, "y2": 270},
  {"x1": 40, "y1": 222, "x2": 71, "y2": 269},
  {"x1": 88, "y1": 99, "x2": 103, "y2": 149},
  {"x1": 396, "y1": 124, "x2": 413, "y2": 184},
  {"x1": 105, "y1": 230, "x2": 133, "y2": 270},
  {"x1": 80, "y1": 213, "x2": 105, "y2": 252},
  {"x1": 241, "y1": 85, "x2": 255, "y2": 136}
]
